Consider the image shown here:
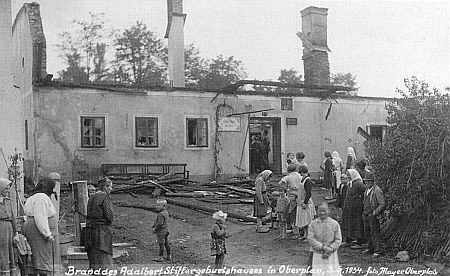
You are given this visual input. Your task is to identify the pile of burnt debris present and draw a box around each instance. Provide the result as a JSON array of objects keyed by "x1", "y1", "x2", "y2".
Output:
[{"x1": 110, "y1": 173, "x2": 256, "y2": 204}]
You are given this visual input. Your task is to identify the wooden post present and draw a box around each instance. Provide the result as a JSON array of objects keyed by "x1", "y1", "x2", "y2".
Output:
[
  {"x1": 71, "y1": 181, "x2": 88, "y2": 246},
  {"x1": 50, "y1": 178, "x2": 61, "y2": 273}
]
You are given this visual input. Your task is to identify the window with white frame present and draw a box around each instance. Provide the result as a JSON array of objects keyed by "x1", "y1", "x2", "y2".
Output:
[
  {"x1": 135, "y1": 117, "x2": 158, "y2": 147},
  {"x1": 81, "y1": 116, "x2": 105, "y2": 148},
  {"x1": 186, "y1": 118, "x2": 208, "y2": 147}
]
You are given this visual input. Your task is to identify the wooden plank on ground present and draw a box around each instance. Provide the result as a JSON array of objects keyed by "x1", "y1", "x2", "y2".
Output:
[{"x1": 223, "y1": 185, "x2": 255, "y2": 195}]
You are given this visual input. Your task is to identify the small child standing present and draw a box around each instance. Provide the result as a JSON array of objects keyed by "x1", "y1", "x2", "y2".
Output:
[
  {"x1": 152, "y1": 199, "x2": 171, "y2": 262},
  {"x1": 286, "y1": 192, "x2": 299, "y2": 239},
  {"x1": 211, "y1": 211, "x2": 228, "y2": 269},
  {"x1": 276, "y1": 189, "x2": 290, "y2": 239},
  {"x1": 270, "y1": 191, "x2": 280, "y2": 229}
]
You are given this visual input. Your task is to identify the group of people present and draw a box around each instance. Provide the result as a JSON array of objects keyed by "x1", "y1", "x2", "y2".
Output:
[
  {"x1": 249, "y1": 130, "x2": 271, "y2": 173},
  {"x1": 250, "y1": 148, "x2": 386, "y2": 275},
  {"x1": 0, "y1": 173, "x2": 120, "y2": 275},
  {"x1": 1, "y1": 175, "x2": 62, "y2": 276},
  {"x1": 321, "y1": 147, "x2": 359, "y2": 200}
]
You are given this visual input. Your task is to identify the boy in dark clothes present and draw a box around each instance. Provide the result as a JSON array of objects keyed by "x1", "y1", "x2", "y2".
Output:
[
  {"x1": 152, "y1": 199, "x2": 171, "y2": 261},
  {"x1": 270, "y1": 191, "x2": 280, "y2": 229}
]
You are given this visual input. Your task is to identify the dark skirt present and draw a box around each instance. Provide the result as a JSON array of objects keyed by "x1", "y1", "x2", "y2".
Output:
[
  {"x1": 84, "y1": 224, "x2": 113, "y2": 269},
  {"x1": 253, "y1": 193, "x2": 269, "y2": 217},
  {"x1": 86, "y1": 248, "x2": 113, "y2": 270},
  {"x1": 210, "y1": 239, "x2": 226, "y2": 256},
  {"x1": 0, "y1": 220, "x2": 19, "y2": 276},
  {"x1": 341, "y1": 199, "x2": 364, "y2": 239}
]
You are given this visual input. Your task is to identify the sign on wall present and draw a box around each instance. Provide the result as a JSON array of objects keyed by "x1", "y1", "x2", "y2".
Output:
[{"x1": 218, "y1": 117, "x2": 241, "y2": 132}]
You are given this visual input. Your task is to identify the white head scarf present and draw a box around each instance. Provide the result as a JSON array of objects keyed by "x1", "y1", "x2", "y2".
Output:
[
  {"x1": 347, "y1": 169, "x2": 362, "y2": 186},
  {"x1": 347, "y1": 147, "x2": 356, "y2": 160},
  {"x1": 257, "y1": 170, "x2": 273, "y2": 181},
  {"x1": 332, "y1": 151, "x2": 342, "y2": 166},
  {"x1": 0, "y1": 178, "x2": 11, "y2": 201}
]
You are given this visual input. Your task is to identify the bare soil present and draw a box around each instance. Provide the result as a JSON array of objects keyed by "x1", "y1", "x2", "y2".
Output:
[{"x1": 61, "y1": 187, "x2": 447, "y2": 276}]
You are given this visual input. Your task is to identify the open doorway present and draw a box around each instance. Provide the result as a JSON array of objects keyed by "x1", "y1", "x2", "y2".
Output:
[{"x1": 249, "y1": 117, "x2": 282, "y2": 174}]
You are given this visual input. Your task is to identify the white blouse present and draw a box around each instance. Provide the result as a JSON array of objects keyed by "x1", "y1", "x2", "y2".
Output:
[{"x1": 24, "y1": 193, "x2": 57, "y2": 238}]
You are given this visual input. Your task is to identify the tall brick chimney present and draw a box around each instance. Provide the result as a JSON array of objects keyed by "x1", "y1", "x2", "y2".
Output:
[
  {"x1": 165, "y1": 0, "x2": 186, "y2": 88},
  {"x1": 298, "y1": 7, "x2": 331, "y2": 86}
]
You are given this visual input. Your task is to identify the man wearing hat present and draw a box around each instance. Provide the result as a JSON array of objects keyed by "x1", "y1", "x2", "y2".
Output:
[{"x1": 362, "y1": 173, "x2": 385, "y2": 258}]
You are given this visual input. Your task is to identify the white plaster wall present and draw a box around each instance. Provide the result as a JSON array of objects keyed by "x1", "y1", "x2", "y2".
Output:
[
  {"x1": 33, "y1": 87, "x2": 389, "y2": 183},
  {"x1": 0, "y1": 0, "x2": 24, "y2": 179}
]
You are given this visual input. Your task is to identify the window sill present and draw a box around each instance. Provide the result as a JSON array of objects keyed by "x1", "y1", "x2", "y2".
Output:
[
  {"x1": 78, "y1": 147, "x2": 109, "y2": 151},
  {"x1": 133, "y1": 147, "x2": 161, "y2": 150},
  {"x1": 184, "y1": 146, "x2": 210, "y2": 150}
]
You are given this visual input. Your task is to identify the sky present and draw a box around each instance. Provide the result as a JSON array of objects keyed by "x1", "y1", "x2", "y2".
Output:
[{"x1": 11, "y1": 0, "x2": 450, "y2": 98}]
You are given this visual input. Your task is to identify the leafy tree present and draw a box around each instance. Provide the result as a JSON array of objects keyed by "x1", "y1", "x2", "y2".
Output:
[
  {"x1": 278, "y1": 68, "x2": 303, "y2": 83},
  {"x1": 56, "y1": 13, "x2": 110, "y2": 82},
  {"x1": 184, "y1": 43, "x2": 208, "y2": 87},
  {"x1": 198, "y1": 55, "x2": 247, "y2": 89},
  {"x1": 57, "y1": 50, "x2": 88, "y2": 83},
  {"x1": 252, "y1": 68, "x2": 303, "y2": 93},
  {"x1": 331, "y1": 72, "x2": 358, "y2": 95},
  {"x1": 365, "y1": 76, "x2": 450, "y2": 258},
  {"x1": 113, "y1": 21, "x2": 167, "y2": 86}
]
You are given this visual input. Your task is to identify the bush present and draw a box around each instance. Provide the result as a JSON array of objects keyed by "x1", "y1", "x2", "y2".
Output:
[{"x1": 365, "y1": 77, "x2": 450, "y2": 258}]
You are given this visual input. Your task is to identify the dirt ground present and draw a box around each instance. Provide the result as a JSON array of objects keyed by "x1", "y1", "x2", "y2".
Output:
[{"x1": 61, "y1": 186, "x2": 448, "y2": 276}]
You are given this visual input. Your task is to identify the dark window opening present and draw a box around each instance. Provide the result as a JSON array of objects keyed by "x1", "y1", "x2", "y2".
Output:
[
  {"x1": 135, "y1": 117, "x2": 158, "y2": 147},
  {"x1": 369, "y1": 125, "x2": 384, "y2": 142},
  {"x1": 281, "y1": 98, "x2": 293, "y2": 110},
  {"x1": 25, "y1": 120, "x2": 28, "y2": 150},
  {"x1": 81, "y1": 116, "x2": 105, "y2": 148},
  {"x1": 187, "y1": 118, "x2": 208, "y2": 147}
]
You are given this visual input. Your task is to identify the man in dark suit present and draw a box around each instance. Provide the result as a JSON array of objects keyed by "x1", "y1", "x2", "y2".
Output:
[{"x1": 362, "y1": 173, "x2": 385, "y2": 258}]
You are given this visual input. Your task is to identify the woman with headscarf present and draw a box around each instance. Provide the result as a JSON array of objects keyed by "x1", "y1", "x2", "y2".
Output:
[
  {"x1": 253, "y1": 170, "x2": 272, "y2": 233},
  {"x1": 346, "y1": 147, "x2": 357, "y2": 171},
  {"x1": 332, "y1": 151, "x2": 345, "y2": 198},
  {"x1": 0, "y1": 178, "x2": 19, "y2": 276},
  {"x1": 22, "y1": 177, "x2": 58, "y2": 276},
  {"x1": 85, "y1": 177, "x2": 114, "y2": 269},
  {"x1": 341, "y1": 169, "x2": 367, "y2": 249}
]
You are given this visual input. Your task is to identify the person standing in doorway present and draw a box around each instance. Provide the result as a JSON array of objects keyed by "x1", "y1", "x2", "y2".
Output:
[
  {"x1": 261, "y1": 130, "x2": 271, "y2": 170},
  {"x1": 362, "y1": 173, "x2": 385, "y2": 258},
  {"x1": 250, "y1": 135, "x2": 262, "y2": 173}
]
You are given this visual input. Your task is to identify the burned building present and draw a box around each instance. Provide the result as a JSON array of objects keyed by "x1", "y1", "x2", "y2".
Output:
[{"x1": 12, "y1": 2, "x2": 390, "y2": 183}]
